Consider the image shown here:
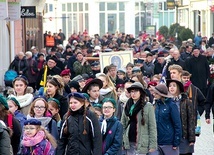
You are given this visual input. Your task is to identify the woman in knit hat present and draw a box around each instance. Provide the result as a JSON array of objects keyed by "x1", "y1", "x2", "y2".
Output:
[
  {"x1": 121, "y1": 82, "x2": 157, "y2": 155},
  {"x1": 0, "y1": 94, "x2": 22, "y2": 155},
  {"x1": 99, "y1": 98, "x2": 123, "y2": 155},
  {"x1": 7, "y1": 97, "x2": 26, "y2": 128},
  {"x1": 56, "y1": 92, "x2": 102, "y2": 155}
]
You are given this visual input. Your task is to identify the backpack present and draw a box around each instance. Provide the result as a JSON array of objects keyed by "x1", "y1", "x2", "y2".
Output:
[{"x1": 4, "y1": 70, "x2": 18, "y2": 86}]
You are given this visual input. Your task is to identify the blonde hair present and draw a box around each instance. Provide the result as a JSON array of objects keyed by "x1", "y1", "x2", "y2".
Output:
[
  {"x1": 168, "y1": 64, "x2": 183, "y2": 73},
  {"x1": 97, "y1": 74, "x2": 117, "y2": 101},
  {"x1": 37, "y1": 126, "x2": 57, "y2": 148}
]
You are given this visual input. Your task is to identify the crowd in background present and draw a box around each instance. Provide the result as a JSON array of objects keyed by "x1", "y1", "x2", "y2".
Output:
[{"x1": 0, "y1": 29, "x2": 214, "y2": 155}]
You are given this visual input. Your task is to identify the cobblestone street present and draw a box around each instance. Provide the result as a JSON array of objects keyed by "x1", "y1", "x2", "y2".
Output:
[{"x1": 194, "y1": 113, "x2": 214, "y2": 155}]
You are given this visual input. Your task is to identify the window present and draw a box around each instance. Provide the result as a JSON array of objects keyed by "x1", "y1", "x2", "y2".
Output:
[
  {"x1": 49, "y1": 4, "x2": 53, "y2": 12},
  {"x1": 99, "y1": 2, "x2": 105, "y2": 11},
  {"x1": 62, "y1": 4, "x2": 66, "y2": 12},
  {"x1": 119, "y1": 2, "x2": 124, "y2": 11},
  {"x1": 107, "y1": 3, "x2": 117, "y2": 10},
  {"x1": 67, "y1": 3, "x2": 71, "y2": 12},
  {"x1": 44, "y1": 3, "x2": 48, "y2": 13},
  {"x1": 119, "y1": 13, "x2": 125, "y2": 33},
  {"x1": 79, "y1": 3, "x2": 83, "y2": 11},
  {"x1": 62, "y1": 14, "x2": 67, "y2": 37},
  {"x1": 73, "y1": 3, "x2": 77, "y2": 12},
  {"x1": 100, "y1": 13, "x2": 105, "y2": 36},
  {"x1": 85, "y1": 13, "x2": 89, "y2": 31},
  {"x1": 85, "y1": 3, "x2": 88, "y2": 11}
]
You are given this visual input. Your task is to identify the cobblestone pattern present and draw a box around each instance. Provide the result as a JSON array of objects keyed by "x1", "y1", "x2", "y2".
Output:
[{"x1": 194, "y1": 113, "x2": 214, "y2": 155}]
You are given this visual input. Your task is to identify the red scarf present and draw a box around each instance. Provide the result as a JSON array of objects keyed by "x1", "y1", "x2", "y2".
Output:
[{"x1": 183, "y1": 80, "x2": 192, "y2": 92}]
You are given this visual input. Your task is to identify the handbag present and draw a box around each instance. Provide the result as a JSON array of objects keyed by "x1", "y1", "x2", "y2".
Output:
[
  {"x1": 146, "y1": 146, "x2": 165, "y2": 155},
  {"x1": 30, "y1": 60, "x2": 36, "y2": 75},
  {"x1": 195, "y1": 111, "x2": 201, "y2": 136}
]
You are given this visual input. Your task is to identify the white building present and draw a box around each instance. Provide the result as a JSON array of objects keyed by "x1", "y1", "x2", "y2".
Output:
[{"x1": 43, "y1": 0, "x2": 162, "y2": 38}]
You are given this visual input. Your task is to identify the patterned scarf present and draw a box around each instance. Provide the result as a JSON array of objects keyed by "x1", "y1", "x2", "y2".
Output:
[{"x1": 22, "y1": 130, "x2": 45, "y2": 147}]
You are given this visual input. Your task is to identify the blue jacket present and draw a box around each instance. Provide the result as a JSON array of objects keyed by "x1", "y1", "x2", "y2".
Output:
[
  {"x1": 194, "y1": 35, "x2": 202, "y2": 47},
  {"x1": 14, "y1": 110, "x2": 26, "y2": 129},
  {"x1": 99, "y1": 116, "x2": 123, "y2": 155},
  {"x1": 155, "y1": 98, "x2": 181, "y2": 147}
]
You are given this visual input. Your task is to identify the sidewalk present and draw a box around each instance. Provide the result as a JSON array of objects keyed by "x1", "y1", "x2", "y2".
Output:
[{"x1": 194, "y1": 113, "x2": 214, "y2": 155}]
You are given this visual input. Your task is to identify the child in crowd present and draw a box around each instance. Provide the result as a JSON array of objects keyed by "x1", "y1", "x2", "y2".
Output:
[
  {"x1": 47, "y1": 98, "x2": 61, "y2": 132},
  {"x1": 7, "y1": 97, "x2": 26, "y2": 128},
  {"x1": 18, "y1": 119, "x2": 56, "y2": 155},
  {"x1": 99, "y1": 98, "x2": 123, "y2": 155},
  {"x1": 27, "y1": 96, "x2": 59, "y2": 140}
]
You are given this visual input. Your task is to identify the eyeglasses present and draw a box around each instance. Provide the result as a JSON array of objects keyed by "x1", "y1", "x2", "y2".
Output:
[
  {"x1": 24, "y1": 127, "x2": 36, "y2": 131},
  {"x1": 34, "y1": 106, "x2": 46, "y2": 110},
  {"x1": 130, "y1": 90, "x2": 139, "y2": 94},
  {"x1": 102, "y1": 106, "x2": 114, "y2": 110}
]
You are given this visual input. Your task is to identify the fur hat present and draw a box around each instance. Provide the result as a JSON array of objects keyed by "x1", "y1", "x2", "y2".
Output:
[{"x1": 68, "y1": 81, "x2": 80, "y2": 92}]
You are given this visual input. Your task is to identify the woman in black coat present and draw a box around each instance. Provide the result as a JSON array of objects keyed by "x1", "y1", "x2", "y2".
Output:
[
  {"x1": 56, "y1": 92, "x2": 102, "y2": 155},
  {"x1": 0, "y1": 121, "x2": 11, "y2": 155},
  {"x1": 9, "y1": 52, "x2": 28, "y2": 77}
]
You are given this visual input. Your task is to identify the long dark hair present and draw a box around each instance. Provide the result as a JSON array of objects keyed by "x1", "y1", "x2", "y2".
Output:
[{"x1": 139, "y1": 89, "x2": 146, "y2": 125}]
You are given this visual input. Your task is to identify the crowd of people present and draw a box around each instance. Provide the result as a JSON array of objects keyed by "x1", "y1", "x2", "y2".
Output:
[{"x1": 1, "y1": 30, "x2": 214, "y2": 155}]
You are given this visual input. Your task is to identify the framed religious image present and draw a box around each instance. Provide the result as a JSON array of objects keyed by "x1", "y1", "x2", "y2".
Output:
[{"x1": 99, "y1": 51, "x2": 133, "y2": 71}]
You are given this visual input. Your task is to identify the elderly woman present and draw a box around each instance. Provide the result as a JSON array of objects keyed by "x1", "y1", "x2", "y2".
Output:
[{"x1": 9, "y1": 51, "x2": 28, "y2": 77}]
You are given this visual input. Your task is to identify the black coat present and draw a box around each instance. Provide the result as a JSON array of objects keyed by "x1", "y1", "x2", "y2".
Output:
[
  {"x1": 169, "y1": 58, "x2": 186, "y2": 70},
  {"x1": 52, "y1": 93, "x2": 68, "y2": 119},
  {"x1": 36, "y1": 65, "x2": 61, "y2": 89},
  {"x1": 154, "y1": 61, "x2": 166, "y2": 75},
  {"x1": 208, "y1": 37, "x2": 214, "y2": 47},
  {"x1": 56, "y1": 108, "x2": 102, "y2": 155},
  {"x1": 9, "y1": 56, "x2": 28, "y2": 77},
  {"x1": 186, "y1": 55, "x2": 210, "y2": 92}
]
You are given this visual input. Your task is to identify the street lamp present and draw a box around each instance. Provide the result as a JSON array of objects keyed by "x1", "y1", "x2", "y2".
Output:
[{"x1": 174, "y1": 0, "x2": 180, "y2": 47}]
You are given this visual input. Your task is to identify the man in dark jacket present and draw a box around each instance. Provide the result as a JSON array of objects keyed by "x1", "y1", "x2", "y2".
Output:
[
  {"x1": 180, "y1": 45, "x2": 193, "y2": 61},
  {"x1": 37, "y1": 55, "x2": 61, "y2": 89},
  {"x1": 186, "y1": 47, "x2": 210, "y2": 97},
  {"x1": 208, "y1": 33, "x2": 214, "y2": 47}
]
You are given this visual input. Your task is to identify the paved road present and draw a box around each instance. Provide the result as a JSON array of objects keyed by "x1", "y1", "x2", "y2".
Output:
[{"x1": 194, "y1": 113, "x2": 214, "y2": 155}]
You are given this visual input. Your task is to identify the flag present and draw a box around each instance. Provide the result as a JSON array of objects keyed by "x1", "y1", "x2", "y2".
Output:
[
  {"x1": 160, "y1": 60, "x2": 169, "y2": 84},
  {"x1": 40, "y1": 65, "x2": 48, "y2": 93}
]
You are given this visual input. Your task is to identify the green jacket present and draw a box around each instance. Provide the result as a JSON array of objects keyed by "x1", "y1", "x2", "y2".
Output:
[
  {"x1": 121, "y1": 102, "x2": 157, "y2": 154},
  {"x1": 73, "y1": 60, "x2": 92, "y2": 76}
]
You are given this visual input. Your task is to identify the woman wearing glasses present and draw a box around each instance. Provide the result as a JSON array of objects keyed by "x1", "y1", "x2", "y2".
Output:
[
  {"x1": 27, "y1": 96, "x2": 58, "y2": 140},
  {"x1": 121, "y1": 82, "x2": 157, "y2": 155},
  {"x1": 99, "y1": 98, "x2": 123, "y2": 155}
]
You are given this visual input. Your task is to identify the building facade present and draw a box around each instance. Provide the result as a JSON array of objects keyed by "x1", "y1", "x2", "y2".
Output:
[{"x1": 43, "y1": 0, "x2": 164, "y2": 38}]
